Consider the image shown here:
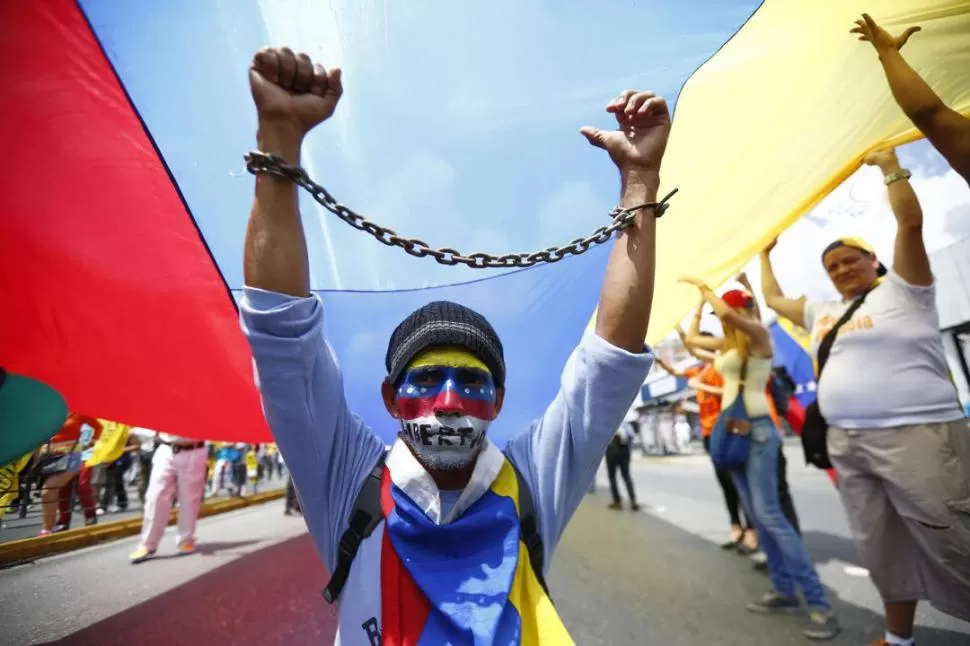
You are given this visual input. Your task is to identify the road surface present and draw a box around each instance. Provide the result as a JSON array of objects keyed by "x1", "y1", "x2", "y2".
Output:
[{"x1": 2, "y1": 443, "x2": 968, "y2": 645}]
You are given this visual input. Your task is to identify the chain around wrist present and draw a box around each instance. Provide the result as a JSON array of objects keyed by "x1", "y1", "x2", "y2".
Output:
[{"x1": 244, "y1": 150, "x2": 678, "y2": 268}]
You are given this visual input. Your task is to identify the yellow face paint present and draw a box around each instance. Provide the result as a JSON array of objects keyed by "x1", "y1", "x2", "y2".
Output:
[{"x1": 408, "y1": 346, "x2": 490, "y2": 373}]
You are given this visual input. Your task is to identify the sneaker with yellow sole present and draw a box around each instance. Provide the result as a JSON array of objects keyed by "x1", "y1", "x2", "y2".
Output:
[
  {"x1": 176, "y1": 540, "x2": 197, "y2": 556},
  {"x1": 803, "y1": 609, "x2": 841, "y2": 641},
  {"x1": 129, "y1": 546, "x2": 156, "y2": 564}
]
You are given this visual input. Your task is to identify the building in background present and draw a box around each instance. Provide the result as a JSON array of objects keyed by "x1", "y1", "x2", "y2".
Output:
[{"x1": 932, "y1": 237, "x2": 970, "y2": 411}]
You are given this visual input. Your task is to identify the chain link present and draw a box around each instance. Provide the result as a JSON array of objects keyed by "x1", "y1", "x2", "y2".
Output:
[{"x1": 244, "y1": 151, "x2": 677, "y2": 269}]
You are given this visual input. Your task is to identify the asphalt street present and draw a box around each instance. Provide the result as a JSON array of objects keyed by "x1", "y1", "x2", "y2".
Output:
[{"x1": 1, "y1": 443, "x2": 968, "y2": 645}]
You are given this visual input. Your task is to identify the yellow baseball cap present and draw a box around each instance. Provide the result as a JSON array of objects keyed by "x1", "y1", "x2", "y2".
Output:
[{"x1": 821, "y1": 236, "x2": 887, "y2": 276}]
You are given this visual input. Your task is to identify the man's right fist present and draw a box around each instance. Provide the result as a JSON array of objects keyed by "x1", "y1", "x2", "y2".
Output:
[{"x1": 249, "y1": 47, "x2": 343, "y2": 138}]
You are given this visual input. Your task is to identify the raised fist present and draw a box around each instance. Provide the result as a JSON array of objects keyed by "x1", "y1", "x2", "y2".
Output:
[
  {"x1": 580, "y1": 90, "x2": 671, "y2": 173},
  {"x1": 249, "y1": 47, "x2": 343, "y2": 138},
  {"x1": 863, "y1": 147, "x2": 900, "y2": 169}
]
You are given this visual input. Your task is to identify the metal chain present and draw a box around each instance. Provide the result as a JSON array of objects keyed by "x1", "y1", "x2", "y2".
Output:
[{"x1": 244, "y1": 151, "x2": 677, "y2": 269}]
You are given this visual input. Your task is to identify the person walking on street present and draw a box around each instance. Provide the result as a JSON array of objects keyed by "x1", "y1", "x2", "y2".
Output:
[
  {"x1": 129, "y1": 432, "x2": 208, "y2": 564},
  {"x1": 606, "y1": 422, "x2": 640, "y2": 511}
]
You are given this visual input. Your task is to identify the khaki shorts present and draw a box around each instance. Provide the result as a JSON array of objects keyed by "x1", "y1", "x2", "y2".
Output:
[{"x1": 828, "y1": 419, "x2": 970, "y2": 622}]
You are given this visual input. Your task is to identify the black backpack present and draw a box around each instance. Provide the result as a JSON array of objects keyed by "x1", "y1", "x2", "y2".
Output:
[
  {"x1": 769, "y1": 366, "x2": 796, "y2": 417},
  {"x1": 322, "y1": 452, "x2": 548, "y2": 604}
]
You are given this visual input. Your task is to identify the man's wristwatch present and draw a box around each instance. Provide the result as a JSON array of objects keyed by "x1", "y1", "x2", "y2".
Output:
[{"x1": 884, "y1": 168, "x2": 912, "y2": 185}]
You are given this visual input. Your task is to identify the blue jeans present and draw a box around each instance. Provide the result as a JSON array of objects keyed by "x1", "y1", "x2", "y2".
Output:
[{"x1": 732, "y1": 417, "x2": 830, "y2": 610}]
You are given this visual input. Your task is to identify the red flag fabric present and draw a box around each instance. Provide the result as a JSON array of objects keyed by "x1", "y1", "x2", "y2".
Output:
[{"x1": 0, "y1": 1, "x2": 268, "y2": 441}]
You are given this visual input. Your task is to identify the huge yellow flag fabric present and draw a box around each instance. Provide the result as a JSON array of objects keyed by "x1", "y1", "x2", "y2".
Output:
[{"x1": 589, "y1": 1, "x2": 970, "y2": 345}]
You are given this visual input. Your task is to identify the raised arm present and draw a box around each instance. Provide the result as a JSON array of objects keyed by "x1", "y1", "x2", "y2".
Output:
[
  {"x1": 688, "y1": 375, "x2": 723, "y2": 396},
  {"x1": 243, "y1": 48, "x2": 342, "y2": 296},
  {"x1": 583, "y1": 90, "x2": 672, "y2": 352},
  {"x1": 864, "y1": 148, "x2": 932, "y2": 286},
  {"x1": 506, "y1": 89, "x2": 666, "y2": 554},
  {"x1": 852, "y1": 13, "x2": 970, "y2": 184},
  {"x1": 673, "y1": 324, "x2": 718, "y2": 363},
  {"x1": 759, "y1": 239, "x2": 807, "y2": 328},
  {"x1": 678, "y1": 299, "x2": 723, "y2": 353},
  {"x1": 654, "y1": 356, "x2": 681, "y2": 377},
  {"x1": 735, "y1": 272, "x2": 761, "y2": 320},
  {"x1": 678, "y1": 275, "x2": 771, "y2": 350},
  {"x1": 240, "y1": 48, "x2": 384, "y2": 570}
]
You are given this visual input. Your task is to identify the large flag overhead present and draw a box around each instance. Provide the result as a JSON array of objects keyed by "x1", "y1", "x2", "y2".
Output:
[
  {"x1": 628, "y1": 0, "x2": 970, "y2": 345},
  {"x1": 2, "y1": 1, "x2": 968, "y2": 444}
]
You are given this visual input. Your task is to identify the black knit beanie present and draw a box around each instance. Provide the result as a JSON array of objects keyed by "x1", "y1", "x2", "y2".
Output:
[{"x1": 385, "y1": 301, "x2": 505, "y2": 388}]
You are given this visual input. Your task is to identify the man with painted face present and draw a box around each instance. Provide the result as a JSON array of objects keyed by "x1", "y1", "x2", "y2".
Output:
[{"x1": 240, "y1": 46, "x2": 666, "y2": 645}]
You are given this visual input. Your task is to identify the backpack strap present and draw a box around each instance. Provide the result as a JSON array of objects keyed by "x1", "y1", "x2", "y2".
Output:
[
  {"x1": 509, "y1": 460, "x2": 549, "y2": 597},
  {"x1": 322, "y1": 450, "x2": 388, "y2": 604}
]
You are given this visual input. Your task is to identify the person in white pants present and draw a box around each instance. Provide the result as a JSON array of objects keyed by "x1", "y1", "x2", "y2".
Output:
[{"x1": 129, "y1": 432, "x2": 208, "y2": 564}]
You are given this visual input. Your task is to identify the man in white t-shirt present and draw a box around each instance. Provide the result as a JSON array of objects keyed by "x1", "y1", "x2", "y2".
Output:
[{"x1": 759, "y1": 147, "x2": 970, "y2": 646}]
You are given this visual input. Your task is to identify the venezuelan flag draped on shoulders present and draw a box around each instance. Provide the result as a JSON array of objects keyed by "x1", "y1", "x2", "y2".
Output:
[{"x1": 380, "y1": 441, "x2": 569, "y2": 644}]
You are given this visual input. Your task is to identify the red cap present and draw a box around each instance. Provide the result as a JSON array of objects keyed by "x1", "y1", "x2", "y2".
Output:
[{"x1": 722, "y1": 289, "x2": 754, "y2": 309}]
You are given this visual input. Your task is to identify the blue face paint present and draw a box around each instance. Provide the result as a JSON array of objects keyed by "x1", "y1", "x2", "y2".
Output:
[
  {"x1": 395, "y1": 366, "x2": 498, "y2": 471},
  {"x1": 397, "y1": 366, "x2": 496, "y2": 407}
]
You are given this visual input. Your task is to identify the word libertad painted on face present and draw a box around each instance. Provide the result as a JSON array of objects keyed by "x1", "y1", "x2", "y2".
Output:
[{"x1": 402, "y1": 421, "x2": 485, "y2": 448}]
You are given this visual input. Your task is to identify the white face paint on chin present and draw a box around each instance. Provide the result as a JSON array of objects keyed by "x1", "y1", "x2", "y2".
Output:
[{"x1": 399, "y1": 415, "x2": 491, "y2": 471}]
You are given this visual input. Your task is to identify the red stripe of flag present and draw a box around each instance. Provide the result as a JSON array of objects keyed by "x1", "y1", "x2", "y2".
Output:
[
  {"x1": 380, "y1": 469, "x2": 432, "y2": 645},
  {"x1": 0, "y1": 1, "x2": 268, "y2": 441},
  {"x1": 396, "y1": 396, "x2": 495, "y2": 421}
]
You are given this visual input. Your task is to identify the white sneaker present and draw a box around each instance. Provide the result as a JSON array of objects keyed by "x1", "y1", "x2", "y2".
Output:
[{"x1": 750, "y1": 550, "x2": 768, "y2": 570}]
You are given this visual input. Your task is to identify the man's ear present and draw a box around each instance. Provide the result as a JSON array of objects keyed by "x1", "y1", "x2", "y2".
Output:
[
  {"x1": 382, "y1": 379, "x2": 400, "y2": 418},
  {"x1": 492, "y1": 387, "x2": 506, "y2": 420}
]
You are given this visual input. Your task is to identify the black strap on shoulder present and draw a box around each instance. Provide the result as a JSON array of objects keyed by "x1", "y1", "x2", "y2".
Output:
[
  {"x1": 322, "y1": 450, "x2": 388, "y2": 605},
  {"x1": 509, "y1": 460, "x2": 549, "y2": 597},
  {"x1": 816, "y1": 288, "x2": 873, "y2": 377}
]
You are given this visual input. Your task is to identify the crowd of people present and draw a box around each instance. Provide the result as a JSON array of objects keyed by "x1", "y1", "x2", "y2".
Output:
[{"x1": 1, "y1": 419, "x2": 290, "y2": 560}]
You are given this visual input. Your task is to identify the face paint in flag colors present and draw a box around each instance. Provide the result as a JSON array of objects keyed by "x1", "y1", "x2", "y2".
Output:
[{"x1": 396, "y1": 347, "x2": 497, "y2": 470}]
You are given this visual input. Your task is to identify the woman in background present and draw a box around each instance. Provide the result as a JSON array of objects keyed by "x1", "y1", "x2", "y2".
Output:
[{"x1": 678, "y1": 278, "x2": 838, "y2": 641}]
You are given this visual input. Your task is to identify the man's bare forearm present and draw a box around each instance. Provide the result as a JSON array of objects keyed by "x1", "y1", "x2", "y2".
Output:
[
  {"x1": 243, "y1": 125, "x2": 310, "y2": 297},
  {"x1": 875, "y1": 155, "x2": 922, "y2": 229},
  {"x1": 595, "y1": 170, "x2": 659, "y2": 353},
  {"x1": 878, "y1": 48, "x2": 944, "y2": 123},
  {"x1": 759, "y1": 252, "x2": 784, "y2": 301}
]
